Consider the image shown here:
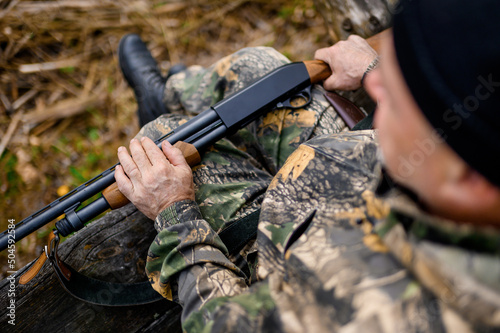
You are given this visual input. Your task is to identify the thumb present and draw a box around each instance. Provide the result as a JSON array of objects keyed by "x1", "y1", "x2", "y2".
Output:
[{"x1": 162, "y1": 141, "x2": 190, "y2": 167}]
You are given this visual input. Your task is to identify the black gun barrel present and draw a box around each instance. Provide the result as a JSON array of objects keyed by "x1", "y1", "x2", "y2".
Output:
[
  {"x1": 5, "y1": 171, "x2": 117, "y2": 250},
  {"x1": 0, "y1": 109, "x2": 222, "y2": 250},
  {"x1": 55, "y1": 196, "x2": 111, "y2": 236}
]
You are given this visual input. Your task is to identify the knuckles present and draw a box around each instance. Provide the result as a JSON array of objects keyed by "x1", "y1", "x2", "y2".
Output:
[
  {"x1": 156, "y1": 163, "x2": 169, "y2": 174},
  {"x1": 127, "y1": 166, "x2": 141, "y2": 178},
  {"x1": 141, "y1": 174, "x2": 154, "y2": 185},
  {"x1": 347, "y1": 34, "x2": 361, "y2": 42},
  {"x1": 115, "y1": 142, "x2": 195, "y2": 219}
]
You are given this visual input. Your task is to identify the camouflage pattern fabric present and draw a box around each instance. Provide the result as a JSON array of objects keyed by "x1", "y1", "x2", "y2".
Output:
[
  {"x1": 138, "y1": 47, "x2": 347, "y2": 305},
  {"x1": 375, "y1": 191, "x2": 500, "y2": 332},
  {"x1": 255, "y1": 132, "x2": 500, "y2": 332},
  {"x1": 140, "y1": 48, "x2": 500, "y2": 332}
]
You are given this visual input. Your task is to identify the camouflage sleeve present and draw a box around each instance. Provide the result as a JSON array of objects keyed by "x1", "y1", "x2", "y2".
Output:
[
  {"x1": 154, "y1": 199, "x2": 204, "y2": 231},
  {"x1": 181, "y1": 282, "x2": 278, "y2": 333},
  {"x1": 145, "y1": 200, "x2": 250, "y2": 323}
]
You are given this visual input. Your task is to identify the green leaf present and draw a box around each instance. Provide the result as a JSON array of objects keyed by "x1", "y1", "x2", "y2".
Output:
[
  {"x1": 69, "y1": 166, "x2": 86, "y2": 183},
  {"x1": 278, "y1": 7, "x2": 294, "y2": 19},
  {"x1": 88, "y1": 128, "x2": 100, "y2": 142},
  {"x1": 59, "y1": 66, "x2": 75, "y2": 74}
]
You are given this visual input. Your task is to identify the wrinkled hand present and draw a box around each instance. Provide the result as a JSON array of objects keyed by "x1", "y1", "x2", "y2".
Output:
[
  {"x1": 314, "y1": 35, "x2": 378, "y2": 91},
  {"x1": 115, "y1": 137, "x2": 195, "y2": 220}
]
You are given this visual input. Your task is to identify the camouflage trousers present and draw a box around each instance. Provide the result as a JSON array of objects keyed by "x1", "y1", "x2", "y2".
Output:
[{"x1": 136, "y1": 47, "x2": 347, "y2": 269}]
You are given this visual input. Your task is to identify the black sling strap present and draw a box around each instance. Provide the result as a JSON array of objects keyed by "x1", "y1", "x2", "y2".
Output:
[{"x1": 26, "y1": 208, "x2": 261, "y2": 306}]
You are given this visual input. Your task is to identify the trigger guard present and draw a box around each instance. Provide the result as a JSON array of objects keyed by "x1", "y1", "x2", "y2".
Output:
[
  {"x1": 275, "y1": 85, "x2": 313, "y2": 110},
  {"x1": 290, "y1": 85, "x2": 313, "y2": 110}
]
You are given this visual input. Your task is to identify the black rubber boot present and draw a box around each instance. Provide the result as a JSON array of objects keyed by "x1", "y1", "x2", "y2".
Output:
[{"x1": 118, "y1": 34, "x2": 179, "y2": 127}]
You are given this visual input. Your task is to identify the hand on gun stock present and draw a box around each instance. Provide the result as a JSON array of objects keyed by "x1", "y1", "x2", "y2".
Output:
[
  {"x1": 115, "y1": 137, "x2": 195, "y2": 220},
  {"x1": 315, "y1": 34, "x2": 380, "y2": 91}
]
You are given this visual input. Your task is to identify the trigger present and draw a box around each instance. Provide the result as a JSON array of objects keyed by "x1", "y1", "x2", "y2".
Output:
[
  {"x1": 275, "y1": 85, "x2": 313, "y2": 110},
  {"x1": 298, "y1": 85, "x2": 313, "y2": 107}
]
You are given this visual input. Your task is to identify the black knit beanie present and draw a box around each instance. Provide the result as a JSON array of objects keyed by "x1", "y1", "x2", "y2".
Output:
[{"x1": 393, "y1": 0, "x2": 500, "y2": 187}]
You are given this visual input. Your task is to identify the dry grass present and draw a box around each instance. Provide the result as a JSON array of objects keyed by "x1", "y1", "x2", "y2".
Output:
[{"x1": 0, "y1": 0, "x2": 330, "y2": 276}]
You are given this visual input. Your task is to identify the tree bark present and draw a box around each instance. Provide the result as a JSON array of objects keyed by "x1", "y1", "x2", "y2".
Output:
[
  {"x1": 313, "y1": 0, "x2": 396, "y2": 42},
  {"x1": 0, "y1": 204, "x2": 182, "y2": 333}
]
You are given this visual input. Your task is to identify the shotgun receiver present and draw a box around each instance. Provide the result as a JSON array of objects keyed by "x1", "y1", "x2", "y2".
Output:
[{"x1": 0, "y1": 60, "x2": 332, "y2": 251}]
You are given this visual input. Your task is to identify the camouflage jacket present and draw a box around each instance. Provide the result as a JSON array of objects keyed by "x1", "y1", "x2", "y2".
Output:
[{"x1": 146, "y1": 130, "x2": 500, "y2": 332}]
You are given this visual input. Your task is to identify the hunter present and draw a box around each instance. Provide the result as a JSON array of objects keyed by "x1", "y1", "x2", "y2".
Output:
[{"x1": 115, "y1": 0, "x2": 500, "y2": 331}]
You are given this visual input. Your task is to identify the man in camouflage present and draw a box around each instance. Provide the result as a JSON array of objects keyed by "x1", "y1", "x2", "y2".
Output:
[{"x1": 115, "y1": 0, "x2": 500, "y2": 331}]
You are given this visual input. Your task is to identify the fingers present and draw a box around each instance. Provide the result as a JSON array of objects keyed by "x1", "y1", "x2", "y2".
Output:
[
  {"x1": 117, "y1": 137, "x2": 189, "y2": 178},
  {"x1": 314, "y1": 47, "x2": 329, "y2": 63},
  {"x1": 129, "y1": 138, "x2": 152, "y2": 170},
  {"x1": 314, "y1": 47, "x2": 337, "y2": 90},
  {"x1": 323, "y1": 75, "x2": 340, "y2": 91},
  {"x1": 113, "y1": 137, "x2": 195, "y2": 219},
  {"x1": 347, "y1": 34, "x2": 366, "y2": 47},
  {"x1": 117, "y1": 145, "x2": 142, "y2": 179},
  {"x1": 141, "y1": 137, "x2": 169, "y2": 166},
  {"x1": 162, "y1": 141, "x2": 189, "y2": 167},
  {"x1": 114, "y1": 164, "x2": 134, "y2": 197},
  {"x1": 313, "y1": 35, "x2": 379, "y2": 91}
]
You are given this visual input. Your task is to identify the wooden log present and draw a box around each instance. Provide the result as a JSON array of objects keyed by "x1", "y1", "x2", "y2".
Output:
[
  {"x1": 0, "y1": 203, "x2": 182, "y2": 332},
  {"x1": 313, "y1": 0, "x2": 395, "y2": 42}
]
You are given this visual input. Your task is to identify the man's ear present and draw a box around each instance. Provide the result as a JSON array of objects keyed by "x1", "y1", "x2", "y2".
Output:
[{"x1": 440, "y1": 166, "x2": 500, "y2": 224}]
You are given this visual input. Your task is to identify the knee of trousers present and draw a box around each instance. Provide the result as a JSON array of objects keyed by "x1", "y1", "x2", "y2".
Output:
[{"x1": 217, "y1": 46, "x2": 292, "y2": 87}]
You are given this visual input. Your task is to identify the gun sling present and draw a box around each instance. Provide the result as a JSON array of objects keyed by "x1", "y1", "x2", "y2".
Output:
[{"x1": 20, "y1": 208, "x2": 261, "y2": 306}]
